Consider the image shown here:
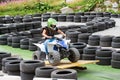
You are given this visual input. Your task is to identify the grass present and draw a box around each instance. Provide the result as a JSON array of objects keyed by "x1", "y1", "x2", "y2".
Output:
[{"x1": 0, "y1": 45, "x2": 120, "y2": 80}]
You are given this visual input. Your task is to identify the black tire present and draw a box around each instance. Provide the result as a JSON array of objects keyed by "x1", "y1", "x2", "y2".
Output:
[
  {"x1": 112, "y1": 42, "x2": 120, "y2": 48},
  {"x1": 82, "y1": 54, "x2": 95, "y2": 60},
  {"x1": 100, "y1": 36, "x2": 113, "y2": 42},
  {"x1": 89, "y1": 35, "x2": 100, "y2": 40},
  {"x1": 51, "y1": 69, "x2": 77, "y2": 80},
  {"x1": 5, "y1": 60, "x2": 21, "y2": 71},
  {"x1": 96, "y1": 49, "x2": 113, "y2": 57},
  {"x1": 2, "y1": 57, "x2": 23, "y2": 66},
  {"x1": 78, "y1": 33, "x2": 91, "y2": 39},
  {"x1": 88, "y1": 40, "x2": 99, "y2": 46},
  {"x1": 12, "y1": 43, "x2": 20, "y2": 48},
  {"x1": 20, "y1": 72, "x2": 34, "y2": 80},
  {"x1": 112, "y1": 36, "x2": 120, "y2": 42},
  {"x1": 100, "y1": 41, "x2": 111, "y2": 47},
  {"x1": 48, "y1": 51, "x2": 60, "y2": 66},
  {"x1": 32, "y1": 50, "x2": 46, "y2": 61},
  {"x1": 95, "y1": 56, "x2": 111, "y2": 65},
  {"x1": 70, "y1": 42, "x2": 86, "y2": 49},
  {"x1": 20, "y1": 60, "x2": 45, "y2": 73},
  {"x1": 8, "y1": 71, "x2": 20, "y2": 76},
  {"x1": 83, "y1": 46, "x2": 99, "y2": 55},
  {"x1": 111, "y1": 60, "x2": 120, "y2": 69},
  {"x1": 20, "y1": 45, "x2": 29, "y2": 50},
  {"x1": 29, "y1": 46, "x2": 37, "y2": 51},
  {"x1": 0, "y1": 52, "x2": 11, "y2": 58},
  {"x1": 35, "y1": 66, "x2": 57, "y2": 78},
  {"x1": 0, "y1": 41, "x2": 7, "y2": 45},
  {"x1": 68, "y1": 48, "x2": 80, "y2": 62},
  {"x1": 112, "y1": 51, "x2": 120, "y2": 61},
  {"x1": 2, "y1": 66, "x2": 7, "y2": 73}
]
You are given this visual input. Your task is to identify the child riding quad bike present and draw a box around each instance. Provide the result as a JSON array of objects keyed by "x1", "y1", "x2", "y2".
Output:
[
  {"x1": 33, "y1": 36, "x2": 80, "y2": 66},
  {"x1": 33, "y1": 18, "x2": 80, "y2": 66}
]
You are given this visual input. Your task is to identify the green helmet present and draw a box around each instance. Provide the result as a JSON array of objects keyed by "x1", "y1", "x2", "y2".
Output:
[{"x1": 47, "y1": 18, "x2": 57, "y2": 27}]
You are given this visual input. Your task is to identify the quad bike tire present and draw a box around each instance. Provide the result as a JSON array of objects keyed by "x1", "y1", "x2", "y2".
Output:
[
  {"x1": 48, "y1": 51, "x2": 60, "y2": 66},
  {"x1": 32, "y1": 50, "x2": 46, "y2": 61},
  {"x1": 68, "y1": 48, "x2": 80, "y2": 62}
]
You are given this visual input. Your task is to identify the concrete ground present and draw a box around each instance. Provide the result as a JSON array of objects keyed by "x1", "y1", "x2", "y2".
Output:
[{"x1": 0, "y1": 18, "x2": 120, "y2": 80}]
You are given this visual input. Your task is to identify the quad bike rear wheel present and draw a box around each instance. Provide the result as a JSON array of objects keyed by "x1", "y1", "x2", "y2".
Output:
[
  {"x1": 68, "y1": 48, "x2": 80, "y2": 62},
  {"x1": 48, "y1": 51, "x2": 60, "y2": 66}
]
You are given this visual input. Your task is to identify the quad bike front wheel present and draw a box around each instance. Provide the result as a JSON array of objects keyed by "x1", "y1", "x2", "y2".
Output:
[
  {"x1": 48, "y1": 51, "x2": 60, "y2": 66},
  {"x1": 68, "y1": 48, "x2": 80, "y2": 62}
]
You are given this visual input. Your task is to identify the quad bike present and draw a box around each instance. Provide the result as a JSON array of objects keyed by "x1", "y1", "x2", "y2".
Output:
[{"x1": 33, "y1": 37, "x2": 80, "y2": 66}]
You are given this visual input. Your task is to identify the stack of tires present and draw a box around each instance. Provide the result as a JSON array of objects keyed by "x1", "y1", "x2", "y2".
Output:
[
  {"x1": 112, "y1": 36, "x2": 120, "y2": 48},
  {"x1": 83, "y1": 46, "x2": 99, "y2": 60},
  {"x1": 22, "y1": 15, "x2": 32, "y2": 23},
  {"x1": 7, "y1": 24, "x2": 17, "y2": 33},
  {"x1": 2, "y1": 57, "x2": 23, "y2": 73},
  {"x1": 42, "y1": 13, "x2": 51, "y2": 22},
  {"x1": 32, "y1": 21, "x2": 41, "y2": 29},
  {"x1": 12, "y1": 36, "x2": 27, "y2": 48},
  {"x1": 50, "y1": 13, "x2": 59, "y2": 21},
  {"x1": 58, "y1": 14, "x2": 66, "y2": 22},
  {"x1": 0, "y1": 26, "x2": 9, "y2": 34},
  {"x1": 14, "y1": 15, "x2": 23, "y2": 23},
  {"x1": 96, "y1": 48, "x2": 113, "y2": 65},
  {"x1": 29, "y1": 38, "x2": 41, "y2": 51},
  {"x1": 66, "y1": 15, "x2": 74, "y2": 22},
  {"x1": 70, "y1": 42, "x2": 86, "y2": 59},
  {"x1": 30, "y1": 28, "x2": 42, "y2": 38},
  {"x1": 65, "y1": 30, "x2": 80, "y2": 43},
  {"x1": 77, "y1": 33, "x2": 91, "y2": 44},
  {"x1": 3, "y1": 16, "x2": 14, "y2": 24},
  {"x1": 15, "y1": 23, "x2": 25, "y2": 32},
  {"x1": 88, "y1": 35, "x2": 100, "y2": 46},
  {"x1": 74, "y1": 16, "x2": 81, "y2": 22},
  {"x1": 80, "y1": 16, "x2": 87, "y2": 23},
  {"x1": 111, "y1": 50, "x2": 120, "y2": 69},
  {"x1": 100, "y1": 36, "x2": 113, "y2": 47},
  {"x1": 20, "y1": 60, "x2": 45, "y2": 80},
  {"x1": 24, "y1": 22, "x2": 33, "y2": 30},
  {"x1": 20, "y1": 38, "x2": 29, "y2": 50},
  {"x1": 0, "y1": 34, "x2": 9, "y2": 45},
  {"x1": 5, "y1": 60, "x2": 22, "y2": 76},
  {"x1": 0, "y1": 52, "x2": 11, "y2": 70}
]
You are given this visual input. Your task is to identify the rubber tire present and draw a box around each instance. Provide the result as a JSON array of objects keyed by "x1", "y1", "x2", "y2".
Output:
[
  {"x1": 112, "y1": 51, "x2": 120, "y2": 61},
  {"x1": 82, "y1": 54, "x2": 95, "y2": 60},
  {"x1": 68, "y1": 48, "x2": 80, "y2": 62},
  {"x1": 51, "y1": 69, "x2": 77, "y2": 80},
  {"x1": 83, "y1": 46, "x2": 99, "y2": 55},
  {"x1": 20, "y1": 60, "x2": 45, "y2": 73},
  {"x1": 48, "y1": 51, "x2": 60, "y2": 66},
  {"x1": 100, "y1": 41, "x2": 111, "y2": 47},
  {"x1": 20, "y1": 72, "x2": 34, "y2": 80},
  {"x1": 95, "y1": 56, "x2": 111, "y2": 65},
  {"x1": 96, "y1": 49, "x2": 113, "y2": 57},
  {"x1": 2, "y1": 57, "x2": 23, "y2": 66},
  {"x1": 112, "y1": 42, "x2": 120, "y2": 48},
  {"x1": 111, "y1": 60, "x2": 120, "y2": 69},
  {"x1": 70, "y1": 42, "x2": 86, "y2": 49},
  {"x1": 5, "y1": 60, "x2": 21, "y2": 71},
  {"x1": 35, "y1": 66, "x2": 57, "y2": 78},
  {"x1": 0, "y1": 52, "x2": 11, "y2": 58},
  {"x1": 8, "y1": 71, "x2": 20, "y2": 76},
  {"x1": 32, "y1": 50, "x2": 46, "y2": 61}
]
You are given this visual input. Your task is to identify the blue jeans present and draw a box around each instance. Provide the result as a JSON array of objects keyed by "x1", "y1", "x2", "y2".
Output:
[{"x1": 43, "y1": 38, "x2": 55, "y2": 54}]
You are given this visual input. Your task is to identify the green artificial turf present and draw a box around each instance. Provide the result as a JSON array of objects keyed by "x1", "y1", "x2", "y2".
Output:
[{"x1": 0, "y1": 45, "x2": 120, "y2": 80}]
